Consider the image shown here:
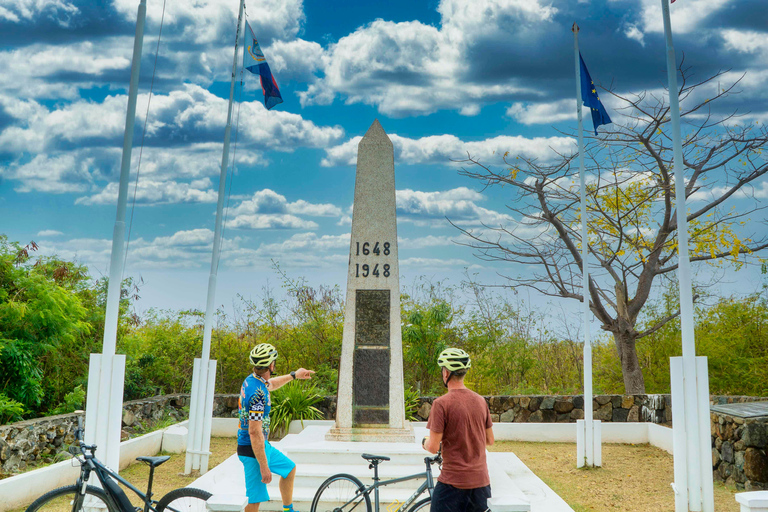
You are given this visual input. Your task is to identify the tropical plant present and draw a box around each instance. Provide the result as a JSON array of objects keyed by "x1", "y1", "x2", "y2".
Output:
[
  {"x1": 50, "y1": 385, "x2": 86, "y2": 416},
  {"x1": 0, "y1": 393, "x2": 26, "y2": 424},
  {"x1": 269, "y1": 383, "x2": 323, "y2": 440},
  {"x1": 404, "y1": 386, "x2": 420, "y2": 421}
]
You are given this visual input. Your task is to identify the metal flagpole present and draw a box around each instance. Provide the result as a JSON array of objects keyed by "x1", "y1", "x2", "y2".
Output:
[
  {"x1": 184, "y1": 0, "x2": 245, "y2": 475},
  {"x1": 83, "y1": 0, "x2": 145, "y2": 475},
  {"x1": 572, "y1": 23, "x2": 599, "y2": 468},
  {"x1": 661, "y1": 0, "x2": 714, "y2": 510}
]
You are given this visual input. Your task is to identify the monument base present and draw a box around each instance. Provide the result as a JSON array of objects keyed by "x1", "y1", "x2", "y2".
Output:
[{"x1": 325, "y1": 424, "x2": 415, "y2": 443}]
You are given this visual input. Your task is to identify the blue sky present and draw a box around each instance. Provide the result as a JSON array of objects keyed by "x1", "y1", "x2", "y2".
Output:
[{"x1": 1, "y1": 0, "x2": 767, "y2": 317}]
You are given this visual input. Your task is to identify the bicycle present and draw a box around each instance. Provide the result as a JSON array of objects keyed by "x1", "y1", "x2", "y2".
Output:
[
  {"x1": 25, "y1": 414, "x2": 212, "y2": 512},
  {"x1": 310, "y1": 450, "x2": 442, "y2": 512}
]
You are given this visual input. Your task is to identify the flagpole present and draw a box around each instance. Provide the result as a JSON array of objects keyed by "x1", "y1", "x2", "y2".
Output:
[
  {"x1": 572, "y1": 23, "x2": 598, "y2": 468},
  {"x1": 661, "y1": 0, "x2": 714, "y2": 510},
  {"x1": 184, "y1": 0, "x2": 245, "y2": 475}
]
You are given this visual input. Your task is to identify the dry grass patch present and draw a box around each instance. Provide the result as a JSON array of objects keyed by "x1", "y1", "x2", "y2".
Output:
[{"x1": 489, "y1": 441, "x2": 738, "y2": 512}]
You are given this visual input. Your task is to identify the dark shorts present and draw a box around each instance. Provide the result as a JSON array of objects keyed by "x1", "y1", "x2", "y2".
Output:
[{"x1": 431, "y1": 481, "x2": 492, "y2": 512}]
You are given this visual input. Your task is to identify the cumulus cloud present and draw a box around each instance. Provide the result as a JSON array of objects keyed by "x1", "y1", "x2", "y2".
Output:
[
  {"x1": 0, "y1": 0, "x2": 79, "y2": 25},
  {"x1": 396, "y1": 187, "x2": 517, "y2": 227},
  {"x1": 225, "y1": 189, "x2": 342, "y2": 231},
  {"x1": 322, "y1": 133, "x2": 575, "y2": 167},
  {"x1": 76, "y1": 179, "x2": 218, "y2": 206},
  {"x1": 299, "y1": 0, "x2": 557, "y2": 116}
]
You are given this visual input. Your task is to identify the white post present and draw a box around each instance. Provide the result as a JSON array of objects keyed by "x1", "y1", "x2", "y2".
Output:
[
  {"x1": 572, "y1": 22, "x2": 600, "y2": 469},
  {"x1": 185, "y1": 0, "x2": 245, "y2": 475},
  {"x1": 84, "y1": 0, "x2": 145, "y2": 475},
  {"x1": 736, "y1": 492, "x2": 768, "y2": 512},
  {"x1": 661, "y1": 1, "x2": 713, "y2": 509}
]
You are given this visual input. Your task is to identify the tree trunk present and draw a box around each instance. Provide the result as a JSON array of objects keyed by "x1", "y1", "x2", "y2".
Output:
[{"x1": 613, "y1": 330, "x2": 645, "y2": 394}]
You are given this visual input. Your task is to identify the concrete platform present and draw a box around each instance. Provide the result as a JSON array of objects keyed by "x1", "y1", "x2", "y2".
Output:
[{"x1": 191, "y1": 425, "x2": 572, "y2": 511}]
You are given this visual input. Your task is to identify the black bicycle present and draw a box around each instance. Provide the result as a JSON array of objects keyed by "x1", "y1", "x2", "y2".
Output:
[
  {"x1": 310, "y1": 451, "x2": 442, "y2": 512},
  {"x1": 25, "y1": 415, "x2": 212, "y2": 512}
]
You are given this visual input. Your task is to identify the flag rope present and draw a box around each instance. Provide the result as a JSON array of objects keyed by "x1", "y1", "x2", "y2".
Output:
[{"x1": 123, "y1": 0, "x2": 168, "y2": 282}]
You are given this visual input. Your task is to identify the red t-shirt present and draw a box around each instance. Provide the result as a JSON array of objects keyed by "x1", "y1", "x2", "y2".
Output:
[{"x1": 426, "y1": 388, "x2": 492, "y2": 489}]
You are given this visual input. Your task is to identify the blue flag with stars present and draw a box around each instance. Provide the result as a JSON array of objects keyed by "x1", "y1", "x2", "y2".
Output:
[
  {"x1": 244, "y1": 22, "x2": 283, "y2": 110},
  {"x1": 579, "y1": 53, "x2": 611, "y2": 135}
]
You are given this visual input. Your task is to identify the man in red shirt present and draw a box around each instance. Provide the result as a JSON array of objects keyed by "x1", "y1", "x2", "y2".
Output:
[{"x1": 423, "y1": 348, "x2": 494, "y2": 512}]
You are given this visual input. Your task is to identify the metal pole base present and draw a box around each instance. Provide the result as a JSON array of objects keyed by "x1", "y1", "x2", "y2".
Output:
[{"x1": 576, "y1": 419, "x2": 602, "y2": 468}]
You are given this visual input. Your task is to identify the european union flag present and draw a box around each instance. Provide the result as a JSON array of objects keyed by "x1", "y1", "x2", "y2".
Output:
[
  {"x1": 579, "y1": 53, "x2": 611, "y2": 135},
  {"x1": 244, "y1": 22, "x2": 283, "y2": 110}
]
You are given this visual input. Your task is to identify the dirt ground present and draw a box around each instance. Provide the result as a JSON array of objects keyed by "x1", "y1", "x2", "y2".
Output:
[{"x1": 489, "y1": 441, "x2": 739, "y2": 512}]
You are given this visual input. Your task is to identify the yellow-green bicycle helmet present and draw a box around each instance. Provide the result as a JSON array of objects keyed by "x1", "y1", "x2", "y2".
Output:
[
  {"x1": 437, "y1": 348, "x2": 471, "y2": 371},
  {"x1": 249, "y1": 343, "x2": 278, "y2": 367}
]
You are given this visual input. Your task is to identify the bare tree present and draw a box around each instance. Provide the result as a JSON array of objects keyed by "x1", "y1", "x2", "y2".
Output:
[{"x1": 452, "y1": 67, "x2": 768, "y2": 393}]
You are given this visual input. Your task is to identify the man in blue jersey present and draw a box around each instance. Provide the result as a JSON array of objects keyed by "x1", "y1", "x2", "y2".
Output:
[{"x1": 238, "y1": 343, "x2": 315, "y2": 512}]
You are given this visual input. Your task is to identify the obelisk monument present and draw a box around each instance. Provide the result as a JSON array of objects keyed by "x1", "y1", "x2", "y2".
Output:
[{"x1": 327, "y1": 120, "x2": 414, "y2": 442}]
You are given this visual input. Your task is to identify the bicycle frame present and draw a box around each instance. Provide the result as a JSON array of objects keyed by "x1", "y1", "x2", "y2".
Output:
[
  {"x1": 365, "y1": 455, "x2": 438, "y2": 512},
  {"x1": 73, "y1": 440, "x2": 159, "y2": 512}
]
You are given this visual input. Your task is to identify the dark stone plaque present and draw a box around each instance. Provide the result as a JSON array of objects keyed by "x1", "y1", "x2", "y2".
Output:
[
  {"x1": 354, "y1": 408, "x2": 389, "y2": 425},
  {"x1": 355, "y1": 290, "x2": 390, "y2": 347},
  {"x1": 353, "y1": 348, "x2": 389, "y2": 407}
]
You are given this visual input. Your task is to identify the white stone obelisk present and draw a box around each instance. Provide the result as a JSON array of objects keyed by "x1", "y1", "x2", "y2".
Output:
[{"x1": 327, "y1": 120, "x2": 413, "y2": 442}]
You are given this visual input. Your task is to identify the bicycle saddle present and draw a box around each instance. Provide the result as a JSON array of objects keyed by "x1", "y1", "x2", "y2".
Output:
[
  {"x1": 136, "y1": 455, "x2": 171, "y2": 467},
  {"x1": 361, "y1": 453, "x2": 390, "y2": 463}
]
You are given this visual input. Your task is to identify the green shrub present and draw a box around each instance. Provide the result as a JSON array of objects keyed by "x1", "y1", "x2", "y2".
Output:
[
  {"x1": 0, "y1": 393, "x2": 25, "y2": 424},
  {"x1": 269, "y1": 383, "x2": 323, "y2": 440},
  {"x1": 404, "y1": 386, "x2": 420, "y2": 421},
  {"x1": 50, "y1": 385, "x2": 86, "y2": 415}
]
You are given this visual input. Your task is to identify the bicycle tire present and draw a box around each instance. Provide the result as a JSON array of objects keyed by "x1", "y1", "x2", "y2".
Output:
[
  {"x1": 25, "y1": 484, "x2": 117, "y2": 512},
  {"x1": 156, "y1": 487, "x2": 212, "y2": 512},
  {"x1": 310, "y1": 473, "x2": 372, "y2": 512},
  {"x1": 406, "y1": 497, "x2": 431, "y2": 511}
]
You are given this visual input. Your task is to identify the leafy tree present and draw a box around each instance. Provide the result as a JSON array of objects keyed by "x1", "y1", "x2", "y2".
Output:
[
  {"x1": 0, "y1": 236, "x2": 91, "y2": 411},
  {"x1": 454, "y1": 68, "x2": 768, "y2": 393}
]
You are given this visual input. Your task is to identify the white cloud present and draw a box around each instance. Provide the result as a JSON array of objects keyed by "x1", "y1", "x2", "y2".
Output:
[
  {"x1": 322, "y1": 133, "x2": 575, "y2": 167},
  {"x1": 399, "y1": 235, "x2": 456, "y2": 249},
  {"x1": 623, "y1": 23, "x2": 645, "y2": 46},
  {"x1": 637, "y1": 0, "x2": 732, "y2": 35},
  {"x1": 225, "y1": 189, "x2": 341, "y2": 230},
  {"x1": 396, "y1": 187, "x2": 517, "y2": 227},
  {"x1": 37, "y1": 230, "x2": 64, "y2": 237},
  {"x1": 401, "y1": 257, "x2": 470, "y2": 268},
  {"x1": 0, "y1": 0, "x2": 79, "y2": 25},
  {"x1": 722, "y1": 29, "x2": 768, "y2": 55},
  {"x1": 507, "y1": 99, "x2": 575, "y2": 125},
  {"x1": 299, "y1": 0, "x2": 556, "y2": 116},
  {"x1": 76, "y1": 179, "x2": 218, "y2": 206},
  {"x1": 7, "y1": 153, "x2": 93, "y2": 193}
]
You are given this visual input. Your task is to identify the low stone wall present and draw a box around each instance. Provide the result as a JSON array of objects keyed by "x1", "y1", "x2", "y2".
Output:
[
  {"x1": 2, "y1": 392, "x2": 763, "y2": 477},
  {"x1": 413, "y1": 394, "x2": 671, "y2": 424},
  {"x1": 711, "y1": 412, "x2": 768, "y2": 491}
]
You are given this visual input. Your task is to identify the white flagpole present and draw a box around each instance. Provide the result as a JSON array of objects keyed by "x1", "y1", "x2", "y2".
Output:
[
  {"x1": 661, "y1": 1, "x2": 714, "y2": 510},
  {"x1": 572, "y1": 23, "x2": 598, "y2": 468},
  {"x1": 83, "y1": 0, "x2": 145, "y2": 475},
  {"x1": 184, "y1": 0, "x2": 245, "y2": 475}
]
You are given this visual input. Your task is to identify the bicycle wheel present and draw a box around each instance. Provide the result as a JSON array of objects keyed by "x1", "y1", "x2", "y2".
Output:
[
  {"x1": 310, "y1": 473, "x2": 371, "y2": 512},
  {"x1": 156, "y1": 487, "x2": 212, "y2": 512},
  {"x1": 406, "y1": 498, "x2": 431, "y2": 511},
  {"x1": 25, "y1": 484, "x2": 116, "y2": 512}
]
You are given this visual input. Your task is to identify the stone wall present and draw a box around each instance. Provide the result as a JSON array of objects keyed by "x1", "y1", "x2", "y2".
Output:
[
  {"x1": 413, "y1": 394, "x2": 671, "y2": 424},
  {"x1": 711, "y1": 412, "x2": 768, "y2": 491},
  {"x1": 2, "y1": 392, "x2": 762, "y2": 477}
]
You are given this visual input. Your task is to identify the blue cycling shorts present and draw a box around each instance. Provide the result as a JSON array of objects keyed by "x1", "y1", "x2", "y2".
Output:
[{"x1": 238, "y1": 442, "x2": 296, "y2": 503}]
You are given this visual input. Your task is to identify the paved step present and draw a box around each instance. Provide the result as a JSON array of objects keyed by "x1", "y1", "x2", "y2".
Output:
[
  {"x1": 256, "y1": 485, "x2": 432, "y2": 511},
  {"x1": 265, "y1": 462, "x2": 435, "y2": 490}
]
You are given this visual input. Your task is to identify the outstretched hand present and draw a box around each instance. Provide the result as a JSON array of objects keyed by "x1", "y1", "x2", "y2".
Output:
[{"x1": 295, "y1": 368, "x2": 315, "y2": 380}]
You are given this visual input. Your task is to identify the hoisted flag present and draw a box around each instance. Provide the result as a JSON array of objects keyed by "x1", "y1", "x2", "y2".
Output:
[
  {"x1": 579, "y1": 53, "x2": 612, "y2": 135},
  {"x1": 244, "y1": 21, "x2": 283, "y2": 110}
]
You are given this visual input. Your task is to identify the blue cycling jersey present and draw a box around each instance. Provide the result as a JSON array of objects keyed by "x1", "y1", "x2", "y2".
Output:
[{"x1": 237, "y1": 373, "x2": 271, "y2": 445}]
